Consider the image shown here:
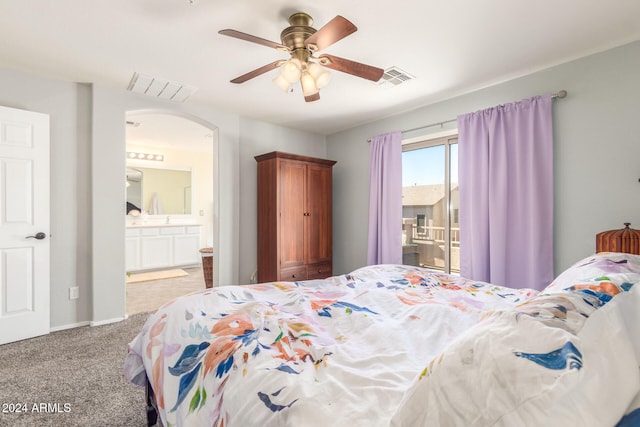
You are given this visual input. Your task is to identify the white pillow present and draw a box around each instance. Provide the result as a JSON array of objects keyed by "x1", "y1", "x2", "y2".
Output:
[
  {"x1": 544, "y1": 252, "x2": 640, "y2": 294},
  {"x1": 390, "y1": 260, "x2": 640, "y2": 427}
]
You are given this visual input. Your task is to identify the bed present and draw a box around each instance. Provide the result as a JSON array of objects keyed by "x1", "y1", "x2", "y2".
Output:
[{"x1": 124, "y1": 252, "x2": 640, "y2": 426}]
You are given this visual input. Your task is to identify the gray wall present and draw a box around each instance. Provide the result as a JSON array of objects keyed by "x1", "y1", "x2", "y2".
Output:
[
  {"x1": 0, "y1": 69, "x2": 92, "y2": 327},
  {"x1": 89, "y1": 85, "x2": 243, "y2": 324},
  {"x1": 327, "y1": 40, "x2": 640, "y2": 277},
  {"x1": 238, "y1": 117, "x2": 326, "y2": 284},
  {"x1": 0, "y1": 68, "x2": 327, "y2": 329}
]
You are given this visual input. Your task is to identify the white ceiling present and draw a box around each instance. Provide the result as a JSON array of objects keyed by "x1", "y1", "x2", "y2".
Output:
[{"x1": 1, "y1": 0, "x2": 639, "y2": 136}]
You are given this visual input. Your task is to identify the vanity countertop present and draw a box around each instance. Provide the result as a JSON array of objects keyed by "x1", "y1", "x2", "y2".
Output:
[{"x1": 126, "y1": 222, "x2": 200, "y2": 228}]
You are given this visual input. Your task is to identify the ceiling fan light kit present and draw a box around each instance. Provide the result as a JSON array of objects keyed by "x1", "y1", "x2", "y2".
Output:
[
  {"x1": 219, "y1": 12, "x2": 383, "y2": 102},
  {"x1": 272, "y1": 73, "x2": 292, "y2": 92},
  {"x1": 300, "y1": 72, "x2": 318, "y2": 97},
  {"x1": 308, "y1": 62, "x2": 331, "y2": 89},
  {"x1": 280, "y1": 58, "x2": 302, "y2": 82}
]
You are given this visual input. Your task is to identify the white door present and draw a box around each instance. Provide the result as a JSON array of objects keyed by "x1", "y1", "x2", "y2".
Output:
[{"x1": 0, "y1": 106, "x2": 50, "y2": 345}]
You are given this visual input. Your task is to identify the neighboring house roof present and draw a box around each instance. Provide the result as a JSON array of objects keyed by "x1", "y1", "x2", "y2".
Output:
[{"x1": 402, "y1": 184, "x2": 458, "y2": 207}]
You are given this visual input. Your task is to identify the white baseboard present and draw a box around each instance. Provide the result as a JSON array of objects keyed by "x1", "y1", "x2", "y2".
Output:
[
  {"x1": 50, "y1": 321, "x2": 91, "y2": 332},
  {"x1": 90, "y1": 316, "x2": 127, "y2": 327},
  {"x1": 50, "y1": 315, "x2": 129, "y2": 332}
]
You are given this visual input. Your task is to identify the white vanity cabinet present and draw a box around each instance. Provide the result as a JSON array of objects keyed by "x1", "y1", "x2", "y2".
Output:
[{"x1": 126, "y1": 225, "x2": 202, "y2": 272}]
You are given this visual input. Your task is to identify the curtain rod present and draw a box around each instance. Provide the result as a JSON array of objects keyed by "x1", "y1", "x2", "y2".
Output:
[{"x1": 367, "y1": 90, "x2": 567, "y2": 142}]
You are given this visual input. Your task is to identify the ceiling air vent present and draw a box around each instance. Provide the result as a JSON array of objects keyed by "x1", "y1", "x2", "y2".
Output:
[
  {"x1": 127, "y1": 72, "x2": 197, "y2": 102},
  {"x1": 378, "y1": 66, "x2": 415, "y2": 87}
]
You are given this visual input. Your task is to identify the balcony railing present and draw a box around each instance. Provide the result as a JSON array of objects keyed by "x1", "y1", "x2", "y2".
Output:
[
  {"x1": 403, "y1": 224, "x2": 460, "y2": 246},
  {"x1": 402, "y1": 224, "x2": 461, "y2": 273}
]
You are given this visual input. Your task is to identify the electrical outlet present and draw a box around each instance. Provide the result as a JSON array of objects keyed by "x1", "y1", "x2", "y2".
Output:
[
  {"x1": 69, "y1": 286, "x2": 79, "y2": 300},
  {"x1": 199, "y1": 209, "x2": 204, "y2": 216}
]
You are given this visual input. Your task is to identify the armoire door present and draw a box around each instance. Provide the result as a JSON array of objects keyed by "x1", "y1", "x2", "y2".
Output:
[
  {"x1": 279, "y1": 160, "x2": 306, "y2": 269},
  {"x1": 305, "y1": 164, "x2": 332, "y2": 265}
]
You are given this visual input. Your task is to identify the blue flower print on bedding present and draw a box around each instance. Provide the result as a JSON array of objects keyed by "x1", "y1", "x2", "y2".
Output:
[
  {"x1": 514, "y1": 341, "x2": 583, "y2": 370},
  {"x1": 616, "y1": 408, "x2": 640, "y2": 427},
  {"x1": 258, "y1": 387, "x2": 299, "y2": 412}
]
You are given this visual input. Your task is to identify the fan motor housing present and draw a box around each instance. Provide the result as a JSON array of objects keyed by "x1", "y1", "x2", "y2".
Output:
[{"x1": 280, "y1": 12, "x2": 316, "y2": 58}]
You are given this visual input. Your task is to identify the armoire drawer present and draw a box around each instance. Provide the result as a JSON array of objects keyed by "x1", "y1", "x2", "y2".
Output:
[
  {"x1": 279, "y1": 266, "x2": 307, "y2": 282},
  {"x1": 307, "y1": 262, "x2": 332, "y2": 280}
]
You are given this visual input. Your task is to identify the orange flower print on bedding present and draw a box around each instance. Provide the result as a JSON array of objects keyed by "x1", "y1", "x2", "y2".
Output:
[
  {"x1": 570, "y1": 281, "x2": 620, "y2": 297},
  {"x1": 202, "y1": 312, "x2": 257, "y2": 377},
  {"x1": 396, "y1": 291, "x2": 434, "y2": 306},
  {"x1": 270, "y1": 317, "x2": 321, "y2": 363},
  {"x1": 146, "y1": 314, "x2": 167, "y2": 358},
  {"x1": 404, "y1": 272, "x2": 428, "y2": 285},
  {"x1": 203, "y1": 336, "x2": 242, "y2": 377},
  {"x1": 146, "y1": 314, "x2": 168, "y2": 410},
  {"x1": 401, "y1": 270, "x2": 461, "y2": 289},
  {"x1": 438, "y1": 282, "x2": 462, "y2": 291},
  {"x1": 310, "y1": 299, "x2": 338, "y2": 311},
  {"x1": 211, "y1": 312, "x2": 255, "y2": 336}
]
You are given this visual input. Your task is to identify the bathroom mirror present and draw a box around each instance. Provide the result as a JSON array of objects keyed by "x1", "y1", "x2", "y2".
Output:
[{"x1": 126, "y1": 166, "x2": 192, "y2": 215}]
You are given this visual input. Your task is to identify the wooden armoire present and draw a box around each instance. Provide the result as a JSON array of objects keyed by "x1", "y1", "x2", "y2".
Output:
[{"x1": 255, "y1": 151, "x2": 336, "y2": 283}]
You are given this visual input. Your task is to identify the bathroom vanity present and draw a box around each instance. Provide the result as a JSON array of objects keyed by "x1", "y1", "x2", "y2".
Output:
[{"x1": 125, "y1": 223, "x2": 202, "y2": 272}]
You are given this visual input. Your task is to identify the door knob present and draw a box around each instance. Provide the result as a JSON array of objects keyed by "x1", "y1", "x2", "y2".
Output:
[{"x1": 26, "y1": 232, "x2": 47, "y2": 240}]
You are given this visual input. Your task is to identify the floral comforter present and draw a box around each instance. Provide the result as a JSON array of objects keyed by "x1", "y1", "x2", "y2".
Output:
[{"x1": 124, "y1": 254, "x2": 640, "y2": 427}]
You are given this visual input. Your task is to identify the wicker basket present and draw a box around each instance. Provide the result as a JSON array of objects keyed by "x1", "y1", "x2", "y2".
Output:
[
  {"x1": 596, "y1": 223, "x2": 640, "y2": 255},
  {"x1": 199, "y1": 247, "x2": 214, "y2": 288}
]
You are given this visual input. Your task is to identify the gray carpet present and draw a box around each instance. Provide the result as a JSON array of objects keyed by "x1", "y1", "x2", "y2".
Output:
[{"x1": 0, "y1": 312, "x2": 151, "y2": 427}]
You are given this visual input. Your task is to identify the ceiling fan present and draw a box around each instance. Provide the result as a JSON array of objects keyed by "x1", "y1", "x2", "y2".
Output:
[{"x1": 219, "y1": 12, "x2": 384, "y2": 102}]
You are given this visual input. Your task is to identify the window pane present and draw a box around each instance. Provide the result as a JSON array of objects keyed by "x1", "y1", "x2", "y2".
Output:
[
  {"x1": 402, "y1": 145, "x2": 446, "y2": 270},
  {"x1": 402, "y1": 137, "x2": 459, "y2": 274}
]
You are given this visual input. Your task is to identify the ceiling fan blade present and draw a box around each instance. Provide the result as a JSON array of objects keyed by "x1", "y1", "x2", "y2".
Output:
[
  {"x1": 304, "y1": 16, "x2": 357, "y2": 52},
  {"x1": 219, "y1": 29, "x2": 289, "y2": 52},
  {"x1": 318, "y1": 54, "x2": 384, "y2": 82},
  {"x1": 230, "y1": 61, "x2": 282, "y2": 84},
  {"x1": 305, "y1": 92, "x2": 320, "y2": 102}
]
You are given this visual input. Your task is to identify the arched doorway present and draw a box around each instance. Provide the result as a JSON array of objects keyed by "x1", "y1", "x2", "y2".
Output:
[{"x1": 124, "y1": 110, "x2": 219, "y2": 313}]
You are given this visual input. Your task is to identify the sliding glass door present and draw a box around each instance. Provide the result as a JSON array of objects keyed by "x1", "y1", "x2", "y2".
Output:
[{"x1": 401, "y1": 135, "x2": 459, "y2": 273}]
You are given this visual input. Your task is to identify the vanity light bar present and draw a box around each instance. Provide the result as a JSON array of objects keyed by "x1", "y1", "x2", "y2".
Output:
[{"x1": 127, "y1": 152, "x2": 164, "y2": 162}]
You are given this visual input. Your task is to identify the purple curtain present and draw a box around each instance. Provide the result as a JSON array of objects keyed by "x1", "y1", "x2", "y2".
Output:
[
  {"x1": 457, "y1": 95, "x2": 554, "y2": 290},
  {"x1": 367, "y1": 131, "x2": 403, "y2": 265}
]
